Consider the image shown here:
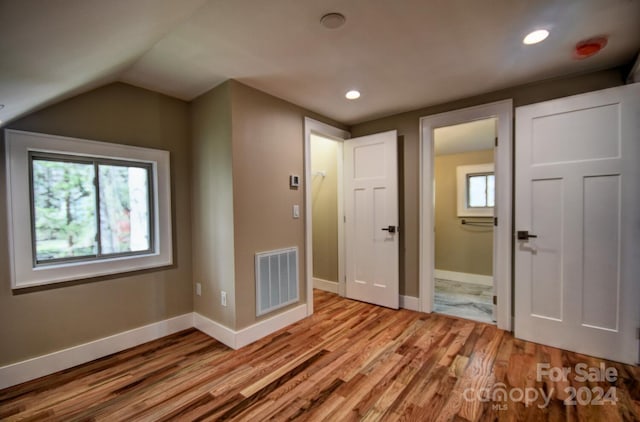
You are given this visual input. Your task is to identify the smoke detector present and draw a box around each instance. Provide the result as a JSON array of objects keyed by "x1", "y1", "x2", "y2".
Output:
[{"x1": 574, "y1": 37, "x2": 608, "y2": 59}]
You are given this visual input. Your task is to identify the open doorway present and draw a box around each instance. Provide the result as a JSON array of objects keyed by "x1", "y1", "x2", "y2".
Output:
[
  {"x1": 420, "y1": 100, "x2": 512, "y2": 331},
  {"x1": 433, "y1": 118, "x2": 496, "y2": 324},
  {"x1": 304, "y1": 118, "x2": 400, "y2": 314},
  {"x1": 309, "y1": 133, "x2": 343, "y2": 295},
  {"x1": 303, "y1": 118, "x2": 349, "y2": 315}
]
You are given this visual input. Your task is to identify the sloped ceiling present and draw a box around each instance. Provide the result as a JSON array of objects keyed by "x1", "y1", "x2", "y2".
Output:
[
  {"x1": 0, "y1": 0, "x2": 207, "y2": 125},
  {"x1": 1, "y1": 0, "x2": 639, "y2": 126}
]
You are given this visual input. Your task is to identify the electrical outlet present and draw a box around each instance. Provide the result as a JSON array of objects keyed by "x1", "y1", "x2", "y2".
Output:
[
  {"x1": 196, "y1": 283, "x2": 202, "y2": 296},
  {"x1": 221, "y1": 291, "x2": 227, "y2": 307}
]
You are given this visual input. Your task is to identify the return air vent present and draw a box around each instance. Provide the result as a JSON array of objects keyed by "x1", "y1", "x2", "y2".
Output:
[{"x1": 255, "y1": 247, "x2": 299, "y2": 316}]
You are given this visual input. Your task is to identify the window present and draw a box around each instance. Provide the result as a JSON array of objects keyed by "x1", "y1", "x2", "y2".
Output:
[
  {"x1": 467, "y1": 173, "x2": 495, "y2": 208},
  {"x1": 456, "y1": 163, "x2": 495, "y2": 217},
  {"x1": 5, "y1": 130, "x2": 172, "y2": 288},
  {"x1": 30, "y1": 153, "x2": 154, "y2": 265}
]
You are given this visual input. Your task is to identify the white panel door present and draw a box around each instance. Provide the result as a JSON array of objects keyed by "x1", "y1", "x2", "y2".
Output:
[
  {"x1": 344, "y1": 130, "x2": 399, "y2": 309},
  {"x1": 515, "y1": 84, "x2": 640, "y2": 364}
]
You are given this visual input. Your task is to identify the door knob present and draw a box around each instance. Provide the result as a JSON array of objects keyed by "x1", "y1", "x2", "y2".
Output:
[
  {"x1": 381, "y1": 225, "x2": 396, "y2": 234},
  {"x1": 517, "y1": 230, "x2": 538, "y2": 240}
]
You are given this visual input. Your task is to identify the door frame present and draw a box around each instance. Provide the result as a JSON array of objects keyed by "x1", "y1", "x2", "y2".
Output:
[
  {"x1": 304, "y1": 117, "x2": 350, "y2": 316},
  {"x1": 419, "y1": 100, "x2": 513, "y2": 331}
]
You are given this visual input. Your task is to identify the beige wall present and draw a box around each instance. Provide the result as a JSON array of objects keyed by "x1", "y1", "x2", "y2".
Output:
[
  {"x1": 310, "y1": 135, "x2": 339, "y2": 282},
  {"x1": 350, "y1": 68, "x2": 625, "y2": 297},
  {"x1": 190, "y1": 81, "x2": 236, "y2": 328},
  {"x1": 229, "y1": 80, "x2": 345, "y2": 329},
  {"x1": 435, "y1": 150, "x2": 494, "y2": 276},
  {"x1": 0, "y1": 67, "x2": 625, "y2": 365},
  {"x1": 0, "y1": 83, "x2": 192, "y2": 366}
]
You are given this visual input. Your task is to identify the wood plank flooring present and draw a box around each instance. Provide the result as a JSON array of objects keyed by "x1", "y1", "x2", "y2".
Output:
[{"x1": 1, "y1": 290, "x2": 638, "y2": 421}]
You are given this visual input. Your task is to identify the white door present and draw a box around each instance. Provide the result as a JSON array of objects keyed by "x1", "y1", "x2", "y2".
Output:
[
  {"x1": 344, "y1": 130, "x2": 399, "y2": 309},
  {"x1": 515, "y1": 84, "x2": 640, "y2": 365}
]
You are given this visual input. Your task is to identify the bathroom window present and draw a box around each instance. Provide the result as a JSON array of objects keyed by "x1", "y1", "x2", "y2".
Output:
[
  {"x1": 467, "y1": 173, "x2": 495, "y2": 208},
  {"x1": 456, "y1": 163, "x2": 494, "y2": 217}
]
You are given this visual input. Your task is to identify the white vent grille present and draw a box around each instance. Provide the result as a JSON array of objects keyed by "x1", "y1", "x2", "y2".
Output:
[{"x1": 255, "y1": 247, "x2": 299, "y2": 316}]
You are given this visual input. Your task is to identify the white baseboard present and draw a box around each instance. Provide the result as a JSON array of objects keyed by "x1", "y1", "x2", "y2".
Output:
[
  {"x1": 313, "y1": 277, "x2": 338, "y2": 293},
  {"x1": 1, "y1": 304, "x2": 310, "y2": 390},
  {"x1": 235, "y1": 304, "x2": 307, "y2": 348},
  {"x1": 0, "y1": 313, "x2": 193, "y2": 390},
  {"x1": 434, "y1": 269, "x2": 493, "y2": 287},
  {"x1": 400, "y1": 295, "x2": 420, "y2": 311},
  {"x1": 193, "y1": 313, "x2": 236, "y2": 349},
  {"x1": 193, "y1": 304, "x2": 307, "y2": 350}
]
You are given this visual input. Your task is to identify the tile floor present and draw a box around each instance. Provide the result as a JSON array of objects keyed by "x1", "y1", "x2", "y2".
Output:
[{"x1": 434, "y1": 278, "x2": 494, "y2": 324}]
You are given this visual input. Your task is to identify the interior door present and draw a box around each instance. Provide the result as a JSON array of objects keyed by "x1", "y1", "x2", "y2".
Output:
[
  {"x1": 514, "y1": 84, "x2": 640, "y2": 365},
  {"x1": 344, "y1": 130, "x2": 399, "y2": 309}
]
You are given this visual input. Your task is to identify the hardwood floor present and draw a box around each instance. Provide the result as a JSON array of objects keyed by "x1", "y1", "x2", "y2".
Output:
[{"x1": 1, "y1": 290, "x2": 638, "y2": 421}]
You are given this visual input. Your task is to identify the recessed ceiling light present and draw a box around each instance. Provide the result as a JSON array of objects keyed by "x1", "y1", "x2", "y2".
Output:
[
  {"x1": 523, "y1": 29, "x2": 549, "y2": 45},
  {"x1": 320, "y1": 13, "x2": 346, "y2": 29},
  {"x1": 345, "y1": 90, "x2": 361, "y2": 100}
]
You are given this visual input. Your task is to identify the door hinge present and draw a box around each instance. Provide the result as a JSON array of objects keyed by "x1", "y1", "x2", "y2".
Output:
[
  {"x1": 493, "y1": 295, "x2": 497, "y2": 305},
  {"x1": 637, "y1": 327, "x2": 640, "y2": 340},
  {"x1": 494, "y1": 217, "x2": 498, "y2": 226},
  {"x1": 495, "y1": 136, "x2": 498, "y2": 147}
]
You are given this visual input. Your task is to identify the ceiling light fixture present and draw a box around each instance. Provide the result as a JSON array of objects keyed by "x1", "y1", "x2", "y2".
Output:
[
  {"x1": 345, "y1": 90, "x2": 361, "y2": 100},
  {"x1": 523, "y1": 29, "x2": 549, "y2": 45},
  {"x1": 320, "y1": 12, "x2": 346, "y2": 29}
]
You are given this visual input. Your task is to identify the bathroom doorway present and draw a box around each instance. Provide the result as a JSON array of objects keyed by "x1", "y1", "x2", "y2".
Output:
[
  {"x1": 432, "y1": 118, "x2": 496, "y2": 323},
  {"x1": 419, "y1": 100, "x2": 513, "y2": 330}
]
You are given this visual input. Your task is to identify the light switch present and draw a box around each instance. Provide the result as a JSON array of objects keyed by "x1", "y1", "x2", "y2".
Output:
[{"x1": 293, "y1": 204, "x2": 300, "y2": 218}]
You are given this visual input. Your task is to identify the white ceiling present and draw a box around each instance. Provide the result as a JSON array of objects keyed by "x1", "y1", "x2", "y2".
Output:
[
  {"x1": 434, "y1": 118, "x2": 496, "y2": 156},
  {"x1": 1, "y1": 0, "x2": 639, "y2": 126}
]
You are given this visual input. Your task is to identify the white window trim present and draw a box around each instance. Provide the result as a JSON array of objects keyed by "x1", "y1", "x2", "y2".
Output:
[
  {"x1": 456, "y1": 163, "x2": 495, "y2": 217},
  {"x1": 5, "y1": 129, "x2": 173, "y2": 289}
]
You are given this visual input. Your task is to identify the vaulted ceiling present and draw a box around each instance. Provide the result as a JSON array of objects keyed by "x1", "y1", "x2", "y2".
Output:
[{"x1": 1, "y1": 0, "x2": 639, "y2": 126}]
